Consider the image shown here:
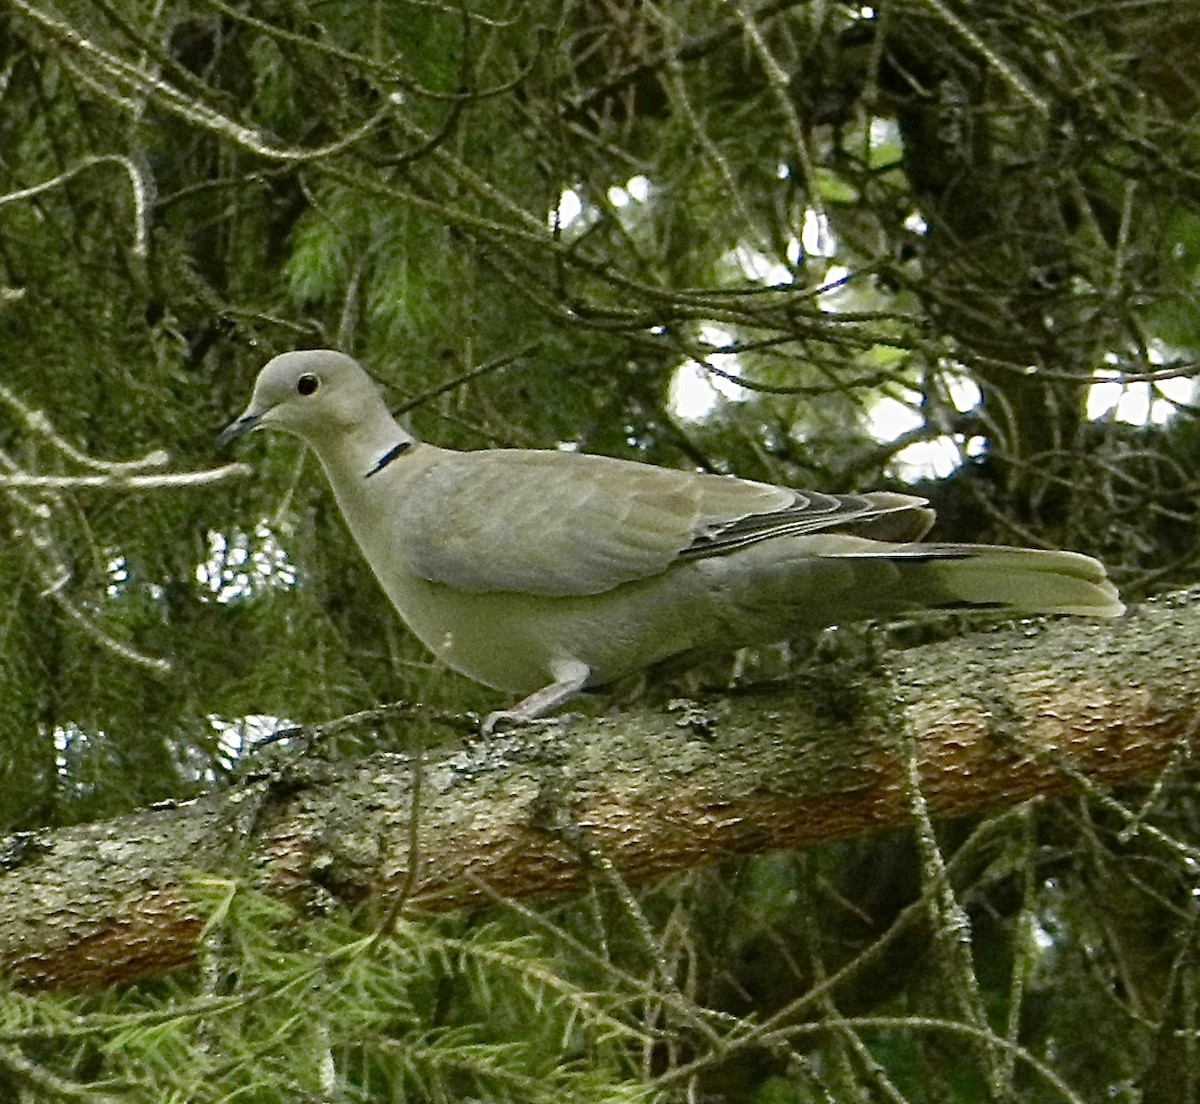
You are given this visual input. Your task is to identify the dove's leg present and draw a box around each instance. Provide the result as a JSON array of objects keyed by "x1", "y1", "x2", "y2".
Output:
[{"x1": 482, "y1": 661, "x2": 591, "y2": 735}]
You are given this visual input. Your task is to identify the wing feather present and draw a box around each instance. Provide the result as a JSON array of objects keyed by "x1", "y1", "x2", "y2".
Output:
[{"x1": 398, "y1": 450, "x2": 930, "y2": 596}]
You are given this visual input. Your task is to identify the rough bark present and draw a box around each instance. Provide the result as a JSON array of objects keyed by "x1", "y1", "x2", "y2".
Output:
[{"x1": 2, "y1": 592, "x2": 1197, "y2": 989}]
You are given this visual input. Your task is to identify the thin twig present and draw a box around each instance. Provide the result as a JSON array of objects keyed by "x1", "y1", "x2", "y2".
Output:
[
  {"x1": 0, "y1": 154, "x2": 150, "y2": 257},
  {"x1": 0, "y1": 465, "x2": 250, "y2": 490}
]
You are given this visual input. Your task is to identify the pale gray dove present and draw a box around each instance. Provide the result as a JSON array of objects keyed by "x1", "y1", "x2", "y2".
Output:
[{"x1": 221, "y1": 350, "x2": 1123, "y2": 732}]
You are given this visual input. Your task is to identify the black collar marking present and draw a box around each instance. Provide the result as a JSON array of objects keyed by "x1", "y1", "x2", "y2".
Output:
[{"x1": 365, "y1": 440, "x2": 413, "y2": 478}]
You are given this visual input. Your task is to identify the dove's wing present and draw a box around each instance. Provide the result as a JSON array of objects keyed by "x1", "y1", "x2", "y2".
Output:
[{"x1": 396, "y1": 449, "x2": 934, "y2": 596}]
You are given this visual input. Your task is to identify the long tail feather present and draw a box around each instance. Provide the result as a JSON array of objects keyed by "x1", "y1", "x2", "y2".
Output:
[{"x1": 831, "y1": 544, "x2": 1124, "y2": 617}]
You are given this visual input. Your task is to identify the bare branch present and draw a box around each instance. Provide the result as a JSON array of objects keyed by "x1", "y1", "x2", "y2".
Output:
[
  {"x1": 0, "y1": 155, "x2": 151, "y2": 257},
  {"x1": 0, "y1": 464, "x2": 250, "y2": 491}
]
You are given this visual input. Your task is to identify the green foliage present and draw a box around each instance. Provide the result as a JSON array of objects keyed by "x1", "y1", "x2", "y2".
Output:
[{"x1": 0, "y1": 885, "x2": 652, "y2": 1102}]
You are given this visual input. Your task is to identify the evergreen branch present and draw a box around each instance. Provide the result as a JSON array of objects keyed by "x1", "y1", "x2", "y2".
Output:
[
  {"x1": 566, "y1": 0, "x2": 809, "y2": 117},
  {"x1": 7, "y1": 0, "x2": 393, "y2": 163},
  {"x1": 0, "y1": 449, "x2": 176, "y2": 675},
  {"x1": 661, "y1": 1014, "x2": 1087, "y2": 1104},
  {"x1": 387, "y1": 342, "x2": 541, "y2": 417},
  {"x1": 0, "y1": 378, "x2": 171, "y2": 473},
  {"x1": 0, "y1": 1043, "x2": 127, "y2": 1103}
]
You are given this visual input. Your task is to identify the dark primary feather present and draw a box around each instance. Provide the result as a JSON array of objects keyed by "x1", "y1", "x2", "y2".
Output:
[{"x1": 680, "y1": 490, "x2": 934, "y2": 558}]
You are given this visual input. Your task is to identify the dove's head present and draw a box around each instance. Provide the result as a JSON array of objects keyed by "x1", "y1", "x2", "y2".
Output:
[{"x1": 220, "y1": 350, "x2": 393, "y2": 450}]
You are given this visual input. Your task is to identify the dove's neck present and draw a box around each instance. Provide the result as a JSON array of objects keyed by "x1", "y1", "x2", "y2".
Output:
[
  {"x1": 307, "y1": 404, "x2": 417, "y2": 486},
  {"x1": 308, "y1": 408, "x2": 444, "y2": 595}
]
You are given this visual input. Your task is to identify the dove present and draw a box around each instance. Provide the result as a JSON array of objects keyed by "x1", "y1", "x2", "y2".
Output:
[{"x1": 221, "y1": 349, "x2": 1123, "y2": 732}]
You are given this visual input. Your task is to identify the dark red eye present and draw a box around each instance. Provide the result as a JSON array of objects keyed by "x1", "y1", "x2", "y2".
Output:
[{"x1": 296, "y1": 374, "x2": 319, "y2": 396}]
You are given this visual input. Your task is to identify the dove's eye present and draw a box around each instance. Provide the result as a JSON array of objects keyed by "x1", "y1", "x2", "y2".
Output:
[{"x1": 296, "y1": 374, "x2": 319, "y2": 396}]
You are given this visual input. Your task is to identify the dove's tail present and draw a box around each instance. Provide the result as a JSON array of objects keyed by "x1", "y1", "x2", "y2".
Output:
[{"x1": 870, "y1": 545, "x2": 1124, "y2": 617}]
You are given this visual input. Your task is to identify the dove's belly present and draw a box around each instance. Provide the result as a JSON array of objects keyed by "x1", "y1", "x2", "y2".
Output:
[
  {"x1": 359, "y1": 539, "x2": 881, "y2": 692},
  {"x1": 370, "y1": 563, "x2": 721, "y2": 693}
]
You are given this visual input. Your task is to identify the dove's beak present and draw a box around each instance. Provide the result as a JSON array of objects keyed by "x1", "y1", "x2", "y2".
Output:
[{"x1": 217, "y1": 410, "x2": 263, "y2": 450}]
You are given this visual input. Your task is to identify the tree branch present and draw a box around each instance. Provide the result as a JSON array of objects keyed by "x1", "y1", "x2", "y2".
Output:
[{"x1": 2, "y1": 593, "x2": 1196, "y2": 989}]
